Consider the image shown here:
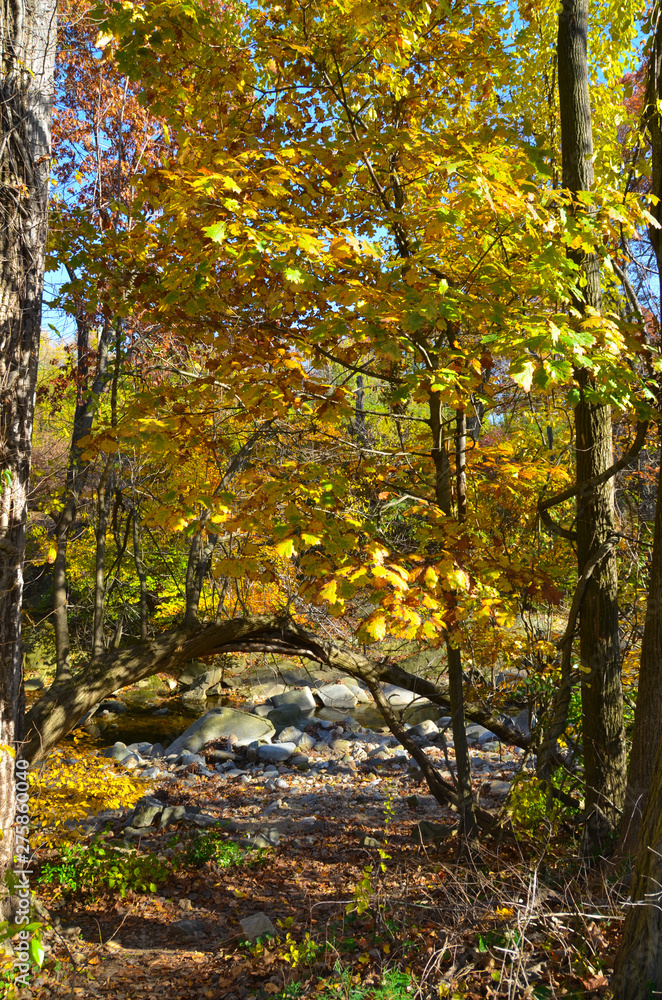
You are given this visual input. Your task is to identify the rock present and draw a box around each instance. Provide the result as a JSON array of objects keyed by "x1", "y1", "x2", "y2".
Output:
[
  {"x1": 152, "y1": 707, "x2": 170, "y2": 716},
  {"x1": 187, "y1": 812, "x2": 218, "y2": 827},
  {"x1": 147, "y1": 743, "x2": 166, "y2": 758},
  {"x1": 158, "y1": 805, "x2": 188, "y2": 829},
  {"x1": 271, "y1": 687, "x2": 317, "y2": 713},
  {"x1": 97, "y1": 700, "x2": 128, "y2": 715},
  {"x1": 24, "y1": 677, "x2": 44, "y2": 691},
  {"x1": 131, "y1": 799, "x2": 164, "y2": 828},
  {"x1": 207, "y1": 749, "x2": 236, "y2": 762},
  {"x1": 251, "y1": 682, "x2": 291, "y2": 701},
  {"x1": 495, "y1": 668, "x2": 527, "y2": 686},
  {"x1": 488, "y1": 781, "x2": 511, "y2": 797},
  {"x1": 477, "y1": 730, "x2": 499, "y2": 746},
  {"x1": 277, "y1": 726, "x2": 304, "y2": 744},
  {"x1": 173, "y1": 919, "x2": 206, "y2": 940},
  {"x1": 360, "y1": 835, "x2": 382, "y2": 848},
  {"x1": 330, "y1": 739, "x2": 352, "y2": 755},
  {"x1": 120, "y1": 754, "x2": 142, "y2": 769},
  {"x1": 252, "y1": 705, "x2": 273, "y2": 718},
  {"x1": 316, "y1": 683, "x2": 357, "y2": 710},
  {"x1": 141, "y1": 767, "x2": 161, "y2": 779},
  {"x1": 296, "y1": 732, "x2": 316, "y2": 751},
  {"x1": 177, "y1": 752, "x2": 206, "y2": 767},
  {"x1": 166, "y1": 708, "x2": 275, "y2": 756},
  {"x1": 409, "y1": 720, "x2": 440, "y2": 738},
  {"x1": 178, "y1": 898, "x2": 193, "y2": 911},
  {"x1": 267, "y1": 704, "x2": 304, "y2": 731},
  {"x1": 465, "y1": 725, "x2": 490, "y2": 743},
  {"x1": 258, "y1": 743, "x2": 296, "y2": 763},
  {"x1": 342, "y1": 680, "x2": 372, "y2": 704},
  {"x1": 381, "y1": 685, "x2": 429, "y2": 708},
  {"x1": 411, "y1": 820, "x2": 450, "y2": 842},
  {"x1": 513, "y1": 708, "x2": 532, "y2": 737},
  {"x1": 239, "y1": 912, "x2": 276, "y2": 941}
]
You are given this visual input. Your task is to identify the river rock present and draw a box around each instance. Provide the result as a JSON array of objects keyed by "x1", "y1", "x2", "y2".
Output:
[
  {"x1": 24, "y1": 678, "x2": 44, "y2": 691},
  {"x1": 409, "y1": 720, "x2": 439, "y2": 738},
  {"x1": 258, "y1": 743, "x2": 296, "y2": 763},
  {"x1": 513, "y1": 708, "x2": 532, "y2": 737},
  {"x1": 240, "y1": 912, "x2": 276, "y2": 941},
  {"x1": 267, "y1": 704, "x2": 304, "y2": 731},
  {"x1": 342, "y1": 680, "x2": 372, "y2": 704},
  {"x1": 316, "y1": 683, "x2": 357, "y2": 710},
  {"x1": 97, "y1": 700, "x2": 128, "y2": 715},
  {"x1": 166, "y1": 707, "x2": 275, "y2": 756},
  {"x1": 141, "y1": 767, "x2": 161, "y2": 779},
  {"x1": 271, "y1": 687, "x2": 317, "y2": 712},
  {"x1": 381, "y1": 685, "x2": 429, "y2": 708},
  {"x1": 277, "y1": 726, "x2": 304, "y2": 743},
  {"x1": 252, "y1": 705, "x2": 273, "y2": 717},
  {"x1": 101, "y1": 744, "x2": 130, "y2": 762}
]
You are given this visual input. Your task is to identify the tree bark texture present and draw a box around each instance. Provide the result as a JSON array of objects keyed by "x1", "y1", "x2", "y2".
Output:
[
  {"x1": 557, "y1": 0, "x2": 625, "y2": 849},
  {"x1": 618, "y1": 6, "x2": 662, "y2": 856},
  {"x1": 0, "y1": 0, "x2": 56, "y2": 871},
  {"x1": 612, "y1": 723, "x2": 662, "y2": 999}
]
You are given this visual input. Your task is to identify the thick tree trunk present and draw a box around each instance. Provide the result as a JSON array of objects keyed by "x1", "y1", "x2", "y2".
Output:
[
  {"x1": 0, "y1": 0, "x2": 56, "y2": 874},
  {"x1": 618, "y1": 9, "x2": 662, "y2": 856},
  {"x1": 557, "y1": 0, "x2": 625, "y2": 850},
  {"x1": 619, "y1": 442, "x2": 662, "y2": 854}
]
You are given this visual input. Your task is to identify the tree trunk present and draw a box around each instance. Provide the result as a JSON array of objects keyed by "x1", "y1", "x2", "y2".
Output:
[
  {"x1": 618, "y1": 7, "x2": 662, "y2": 856},
  {"x1": 612, "y1": 725, "x2": 662, "y2": 998},
  {"x1": 0, "y1": 0, "x2": 56, "y2": 875},
  {"x1": 557, "y1": 0, "x2": 625, "y2": 850},
  {"x1": 53, "y1": 317, "x2": 111, "y2": 679}
]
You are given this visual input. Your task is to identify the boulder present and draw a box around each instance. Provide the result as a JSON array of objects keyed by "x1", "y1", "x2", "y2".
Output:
[
  {"x1": 267, "y1": 704, "x2": 304, "y2": 731},
  {"x1": 258, "y1": 743, "x2": 296, "y2": 763},
  {"x1": 271, "y1": 687, "x2": 317, "y2": 713},
  {"x1": 165, "y1": 708, "x2": 275, "y2": 756},
  {"x1": 381, "y1": 685, "x2": 429, "y2": 708},
  {"x1": 341, "y1": 679, "x2": 372, "y2": 704},
  {"x1": 513, "y1": 708, "x2": 532, "y2": 737},
  {"x1": 102, "y1": 745, "x2": 130, "y2": 762},
  {"x1": 97, "y1": 700, "x2": 128, "y2": 715},
  {"x1": 277, "y1": 726, "x2": 304, "y2": 744},
  {"x1": 131, "y1": 799, "x2": 165, "y2": 828},
  {"x1": 411, "y1": 820, "x2": 450, "y2": 842},
  {"x1": 141, "y1": 767, "x2": 161, "y2": 779},
  {"x1": 409, "y1": 720, "x2": 440, "y2": 738},
  {"x1": 239, "y1": 912, "x2": 276, "y2": 941},
  {"x1": 252, "y1": 705, "x2": 273, "y2": 718},
  {"x1": 316, "y1": 684, "x2": 357, "y2": 711},
  {"x1": 24, "y1": 677, "x2": 44, "y2": 691}
]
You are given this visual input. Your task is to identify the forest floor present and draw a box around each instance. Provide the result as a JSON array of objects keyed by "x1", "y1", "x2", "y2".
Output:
[{"x1": 23, "y1": 732, "x2": 626, "y2": 1000}]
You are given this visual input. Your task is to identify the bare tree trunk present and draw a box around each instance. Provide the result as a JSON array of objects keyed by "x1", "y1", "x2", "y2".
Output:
[
  {"x1": 619, "y1": 7, "x2": 662, "y2": 856},
  {"x1": 132, "y1": 510, "x2": 148, "y2": 640},
  {"x1": 557, "y1": 0, "x2": 625, "y2": 851},
  {"x1": 53, "y1": 317, "x2": 111, "y2": 678},
  {"x1": 92, "y1": 458, "x2": 113, "y2": 657},
  {"x1": 0, "y1": 0, "x2": 56, "y2": 876},
  {"x1": 448, "y1": 408, "x2": 477, "y2": 846},
  {"x1": 613, "y1": 721, "x2": 662, "y2": 997}
]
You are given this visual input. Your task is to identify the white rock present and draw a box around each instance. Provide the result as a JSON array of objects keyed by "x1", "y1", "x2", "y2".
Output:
[
  {"x1": 239, "y1": 912, "x2": 276, "y2": 940},
  {"x1": 258, "y1": 743, "x2": 296, "y2": 763},
  {"x1": 316, "y1": 684, "x2": 357, "y2": 710}
]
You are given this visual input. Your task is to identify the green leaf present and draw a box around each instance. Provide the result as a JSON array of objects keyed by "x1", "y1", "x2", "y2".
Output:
[
  {"x1": 29, "y1": 935, "x2": 45, "y2": 967},
  {"x1": 202, "y1": 222, "x2": 227, "y2": 243}
]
